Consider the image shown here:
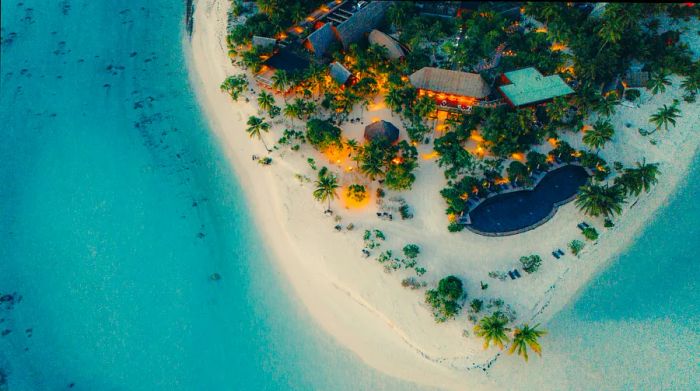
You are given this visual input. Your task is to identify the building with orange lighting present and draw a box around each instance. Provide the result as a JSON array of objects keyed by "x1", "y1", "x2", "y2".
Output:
[{"x1": 409, "y1": 67, "x2": 492, "y2": 112}]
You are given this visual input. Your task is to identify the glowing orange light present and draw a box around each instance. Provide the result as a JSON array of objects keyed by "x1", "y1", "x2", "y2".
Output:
[
  {"x1": 535, "y1": 27, "x2": 547, "y2": 33},
  {"x1": 294, "y1": 26, "x2": 304, "y2": 34},
  {"x1": 421, "y1": 151, "x2": 439, "y2": 160},
  {"x1": 320, "y1": 5, "x2": 330, "y2": 12},
  {"x1": 546, "y1": 155, "x2": 555, "y2": 163},
  {"x1": 511, "y1": 152, "x2": 525, "y2": 161},
  {"x1": 306, "y1": 16, "x2": 315, "y2": 22},
  {"x1": 447, "y1": 213, "x2": 456, "y2": 222},
  {"x1": 551, "y1": 42, "x2": 567, "y2": 51},
  {"x1": 391, "y1": 157, "x2": 403, "y2": 165},
  {"x1": 547, "y1": 137, "x2": 559, "y2": 147},
  {"x1": 571, "y1": 151, "x2": 582, "y2": 158},
  {"x1": 459, "y1": 193, "x2": 469, "y2": 200},
  {"x1": 470, "y1": 133, "x2": 484, "y2": 142}
]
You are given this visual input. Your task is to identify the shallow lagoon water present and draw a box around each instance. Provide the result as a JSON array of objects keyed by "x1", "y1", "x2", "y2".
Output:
[
  {"x1": 1, "y1": 1, "x2": 697, "y2": 391},
  {"x1": 0, "y1": 1, "x2": 426, "y2": 390}
]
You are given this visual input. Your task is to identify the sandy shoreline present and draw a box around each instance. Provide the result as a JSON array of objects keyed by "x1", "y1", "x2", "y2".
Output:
[{"x1": 184, "y1": 1, "x2": 699, "y2": 389}]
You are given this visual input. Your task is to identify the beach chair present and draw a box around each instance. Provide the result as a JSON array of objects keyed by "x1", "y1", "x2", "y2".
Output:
[
  {"x1": 552, "y1": 251, "x2": 561, "y2": 259},
  {"x1": 513, "y1": 270, "x2": 522, "y2": 278},
  {"x1": 508, "y1": 271, "x2": 515, "y2": 280}
]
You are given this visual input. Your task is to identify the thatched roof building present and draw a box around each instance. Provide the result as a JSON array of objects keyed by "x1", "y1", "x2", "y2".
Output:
[
  {"x1": 329, "y1": 62, "x2": 352, "y2": 85},
  {"x1": 409, "y1": 67, "x2": 491, "y2": 99},
  {"x1": 252, "y1": 35, "x2": 276, "y2": 49},
  {"x1": 335, "y1": 1, "x2": 392, "y2": 49},
  {"x1": 306, "y1": 23, "x2": 336, "y2": 58},
  {"x1": 368, "y1": 30, "x2": 405, "y2": 60},
  {"x1": 264, "y1": 45, "x2": 310, "y2": 75},
  {"x1": 364, "y1": 120, "x2": 400, "y2": 143}
]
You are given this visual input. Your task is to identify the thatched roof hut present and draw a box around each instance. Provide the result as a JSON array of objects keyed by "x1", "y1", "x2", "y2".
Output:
[
  {"x1": 306, "y1": 23, "x2": 336, "y2": 58},
  {"x1": 368, "y1": 30, "x2": 405, "y2": 60},
  {"x1": 364, "y1": 120, "x2": 400, "y2": 143},
  {"x1": 329, "y1": 62, "x2": 352, "y2": 85},
  {"x1": 252, "y1": 35, "x2": 276, "y2": 49},
  {"x1": 335, "y1": 1, "x2": 391, "y2": 49},
  {"x1": 409, "y1": 67, "x2": 491, "y2": 98}
]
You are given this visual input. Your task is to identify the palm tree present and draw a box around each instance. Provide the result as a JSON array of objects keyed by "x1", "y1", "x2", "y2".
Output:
[
  {"x1": 257, "y1": 91, "x2": 275, "y2": 114},
  {"x1": 384, "y1": 87, "x2": 403, "y2": 114},
  {"x1": 547, "y1": 96, "x2": 569, "y2": 124},
  {"x1": 283, "y1": 102, "x2": 300, "y2": 126},
  {"x1": 648, "y1": 102, "x2": 681, "y2": 133},
  {"x1": 272, "y1": 70, "x2": 290, "y2": 100},
  {"x1": 680, "y1": 73, "x2": 700, "y2": 95},
  {"x1": 313, "y1": 172, "x2": 339, "y2": 211},
  {"x1": 595, "y1": 92, "x2": 620, "y2": 118},
  {"x1": 597, "y1": 16, "x2": 623, "y2": 53},
  {"x1": 575, "y1": 184, "x2": 626, "y2": 218},
  {"x1": 509, "y1": 323, "x2": 547, "y2": 362},
  {"x1": 245, "y1": 116, "x2": 271, "y2": 151},
  {"x1": 647, "y1": 69, "x2": 672, "y2": 95},
  {"x1": 583, "y1": 120, "x2": 615, "y2": 151},
  {"x1": 616, "y1": 160, "x2": 660, "y2": 197},
  {"x1": 473, "y1": 312, "x2": 511, "y2": 350}
]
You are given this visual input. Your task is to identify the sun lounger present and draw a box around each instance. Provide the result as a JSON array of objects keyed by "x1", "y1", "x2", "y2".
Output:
[
  {"x1": 552, "y1": 251, "x2": 561, "y2": 259},
  {"x1": 513, "y1": 270, "x2": 521, "y2": 278},
  {"x1": 508, "y1": 271, "x2": 515, "y2": 280},
  {"x1": 577, "y1": 223, "x2": 586, "y2": 230},
  {"x1": 557, "y1": 249, "x2": 565, "y2": 256}
]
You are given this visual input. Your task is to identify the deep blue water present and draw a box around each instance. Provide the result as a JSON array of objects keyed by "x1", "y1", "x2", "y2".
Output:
[
  {"x1": 468, "y1": 165, "x2": 590, "y2": 234},
  {"x1": 0, "y1": 1, "x2": 426, "y2": 390}
]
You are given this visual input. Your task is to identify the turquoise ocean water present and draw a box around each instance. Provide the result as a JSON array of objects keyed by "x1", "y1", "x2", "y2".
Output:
[{"x1": 1, "y1": 1, "x2": 697, "y2": 390}]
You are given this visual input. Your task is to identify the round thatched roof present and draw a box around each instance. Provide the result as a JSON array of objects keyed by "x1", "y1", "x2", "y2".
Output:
[{"x1": 364, "y1": 120, "x2": 400, "y2": 143}]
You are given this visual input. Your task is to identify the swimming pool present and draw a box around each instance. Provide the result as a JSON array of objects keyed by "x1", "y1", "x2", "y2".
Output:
[{"x1": 467, "y1": 165, "x2": 591, "y2": 236}]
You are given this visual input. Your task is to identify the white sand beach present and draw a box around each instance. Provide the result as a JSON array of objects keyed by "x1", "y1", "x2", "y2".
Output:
[{"x1": 185, "y1": 1, "x2": 700, "y2": 389}]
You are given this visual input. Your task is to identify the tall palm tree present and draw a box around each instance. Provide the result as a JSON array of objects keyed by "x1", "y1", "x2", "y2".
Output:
[
  {"x1": 283, "y1": 102, "x2": 300, "y2": 126},
  {"x1": 245, "y1": 116, "x2": 271, "y2": 151},
  {"x1": 595, "y1": 92, "x2": 620, "y2": 118},
  {"x1": 313, "y1": 172, "x2": 339, "y2": 210},
  {"x1": 583, "y1": 120, "x2": 615, "y2": 151},
  {"x1": 473, "y1": 312, "x2": 511, "y2": 350},
  {"x1": 271, "y1": 70, "x2": 290, "y2": 100},
  {"x1": 575, "y1": 184, "x2": 626, "y2": 218},
  {"x1": 616, "y1": 160, "x2": 660, "y2": 197},
  {"x1": 257, "y1": 91, "x2": 275, "y2": 114},
  {"x1": 680, "y1": 73, "x2": 700, "y2": 95},
  {"x1": 547, "y1": 96, "x2": 569, "y2": 124},
  {"x1": 509, "y1": 323, "x2": 547, "y2": 362},
  {"x1": 597, "y1": 16, "x2": 623, "y2": 53},
  {"x1": 648, "y1": 102, "x2": 681, "y2": 133},
  {"x1": 646, "y1": 69, "x2": 672, "y2": 95},
  {"x1": 384, "y1": 87, "x2": 403, "y2": 114}
]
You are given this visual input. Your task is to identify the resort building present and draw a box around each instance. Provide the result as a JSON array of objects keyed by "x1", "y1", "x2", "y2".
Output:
[
  {"x1": 303, "y1": 0, "x2": 392, "y2": 57},
  {"x1": 368, "y1": 29, "x2": 406, "y2": 60},
  {"x1": 256, "y1": 45, "x2": 310, "y2": 87},
  {"x1": 364, "y1": 120, "x2": 400, "y2": 144},
  {"x1": 251, "y1": 35, "x2": 276, "y2": 49},
  {"x1": 409, "y1": 67, "x2": 492, "y2": 111},
  {"x1": 497, "y1": 67, "x2": 574, "y2": 107},
  {"x1": 329, "y1": 61, "x2": 353, "y2": 86}
]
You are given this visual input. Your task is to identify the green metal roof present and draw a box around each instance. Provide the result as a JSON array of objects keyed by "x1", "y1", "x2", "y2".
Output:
[{"x1": 499, "y1": 67, "x2": 574, "y2": 107}]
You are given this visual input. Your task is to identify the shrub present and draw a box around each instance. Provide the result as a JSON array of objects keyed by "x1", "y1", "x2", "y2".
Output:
[
  {"x1": 425, "y1": 276, "x2": 464, "y2": 322},
  {"x1": 569, "y1": 240, "x2": 585, "y2": 256},
  {"x1": 469, "y1": 299, "x2": 483, "y2": 314},
  {"x1": 604, "y1": 218, "x2": 615, "y2": 228},
  {"x1": 399, "y1": 204, "x2": 413, "y2": 219},
  {"x1": 403, "y1": 244, "x2": 421, "y2": 259},
  {"x1": 624, "y1": 88, "x2": 641, "y2": 102},
  {"x1": 582, "y1": 227, "x2": 599, "y2": 241},
  {"x1": 346, "y1": 184, "x2": 367, "y2": 202},
  {"x1": 448, "y1": 222, "x2": 464, "y2": 232},
  {"x1": 520, "y1": 255, "x2": 542, "y2": 274},
  {"x1": 305, "y1": 118, "x2": 341, "y2": 150},
  {"x1": 415, "y1": 267, "x2": 427, "y2": 276},
  {"x1": 401, "y1": 277, "x2": 423, "y2": 289}
]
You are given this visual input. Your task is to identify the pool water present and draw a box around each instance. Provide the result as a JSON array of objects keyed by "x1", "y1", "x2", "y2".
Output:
[{"x1": 468, "y1": 165, "x2": 590, "y2": 235}]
